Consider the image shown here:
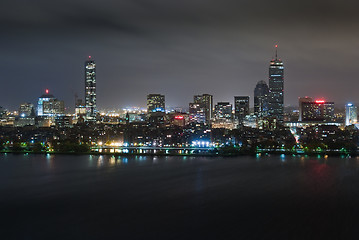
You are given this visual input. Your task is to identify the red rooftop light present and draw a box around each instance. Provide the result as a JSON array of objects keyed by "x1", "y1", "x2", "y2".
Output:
[
  {"x1": 174, "y1": 116, "x2": 184, "y2": 120},
  {"x1": 45, "y1": 89, "x2": 49, "y2": 94},
  {"x1": 315, "y1": 100, "x2": 325, "y2": 104}
]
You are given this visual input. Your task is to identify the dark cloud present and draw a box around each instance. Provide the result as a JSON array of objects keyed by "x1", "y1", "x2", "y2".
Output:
[{"x1": 1, "y1": 0, "x2": 359, "y2": 110}]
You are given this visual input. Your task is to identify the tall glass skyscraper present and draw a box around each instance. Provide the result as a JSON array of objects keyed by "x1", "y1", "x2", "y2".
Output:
[
  {"x1": 85, "y1": 56, "x2": 96, "y2": 121},
  {"x1": 268, "y1": 45, "x2": 284, "y2": 122}
]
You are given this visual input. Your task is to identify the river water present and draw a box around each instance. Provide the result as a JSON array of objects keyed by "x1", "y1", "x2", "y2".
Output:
[{"x1": 1, "y1": 154, "x2": 359, "y2": 239}]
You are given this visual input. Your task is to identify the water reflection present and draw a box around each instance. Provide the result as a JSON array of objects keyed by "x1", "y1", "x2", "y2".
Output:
[
  {"x1": 109, "y1": 156, "x2": 116, "y2": 166},
  {"x1": 97, "y1": 156, "x2": 104, "y2": 168},
  {"x1": 46, "y1": 153, "x2": 54, "y2": 169}
]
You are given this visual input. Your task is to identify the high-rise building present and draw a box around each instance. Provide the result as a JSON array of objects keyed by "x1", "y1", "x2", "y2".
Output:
[
  {"x1": 345, "y1": 103, "x2": 357, "y2": 126},
  {"x1": 37, "y1": 89, "x2": 65, "y2": 117},
  {"x1": 268, "y1": 45, "x2": 284, "y2": 122},
  {"x1": 214, "y1": 102, "x2": 233, "y2": 121},
  {"x1": 301, "y1": 100, "x2": 334, "y2": 122},
  {"x1": 254, "y1": 80, "x2": 269, "y2": 118},
  {"x1": 298, "y1": 96, "x2": 313, "y2": 121},
  {"x1": 147, "y1": 94, "x2": 165, "y2": 113},
  {"x1": 85, "y1": 56, "x2": 97, "y2": 121},
  {"x1": 193, "y1": 94, "x2": 213, "y2": 123},
  {"x1": 234, "y1": 96, "x2": 249, "y2": 124}
]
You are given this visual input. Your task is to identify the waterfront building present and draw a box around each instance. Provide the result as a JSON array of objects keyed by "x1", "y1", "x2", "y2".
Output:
[
  {"x1": 85, "y1": 56, "x2": 97, "y2": 121},
  {"x1": 268, "y1": 45, "x2": 284, "y2": 122},
  {"x1": 254, "y1": 80, "x2": 269, "y2": 118},
  {"x1": 234, "y1": 96, "x2": 249, "y2": 125},
  {"x1": 345, "y1": 103, "x2": 357, "y2": 126}
]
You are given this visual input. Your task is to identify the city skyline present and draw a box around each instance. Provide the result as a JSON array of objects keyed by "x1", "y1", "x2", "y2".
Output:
[
  {"x1": 1, "y1": 49, "x2": 356, "y2": 112},
  {"x1": 1, "y1": 0, "x2": 359, "y2": 109}
]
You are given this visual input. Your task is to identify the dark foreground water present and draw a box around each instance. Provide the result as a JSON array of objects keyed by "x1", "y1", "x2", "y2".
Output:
[{"x1": 1, "y1": 154, "x2": 359, "y2": 239}]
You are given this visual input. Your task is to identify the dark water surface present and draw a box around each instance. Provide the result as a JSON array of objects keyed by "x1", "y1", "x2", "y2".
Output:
[{"x1": 1, "y1": 154, "x2": 359, "y2": 239}]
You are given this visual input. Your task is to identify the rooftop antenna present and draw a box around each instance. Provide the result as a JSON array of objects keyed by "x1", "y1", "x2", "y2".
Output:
[{"x1": 275, "y1": 44, "x2": 278, "y2": 60}]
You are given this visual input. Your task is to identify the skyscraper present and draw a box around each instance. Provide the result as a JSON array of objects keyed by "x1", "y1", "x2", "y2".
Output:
[
  {"x1": 193, "y1": 94, "x2": 213, "y2": 123},
  {"x1": 85, "y1": 56, "x2": 96, "y2": 121},
  {"x1": 268, "y1": 45, "x2": 284, "y2": 122},
  {"x1": 234, "y1": 96, "x2": 249, "y2": 124},
  {"x1": 147, "y1": 94, "x2": 165, "y2": 113},
  {"x1": 254, "y1": 80, "x2": 269, "y2": 118},
  {"x1": 345, "y1": 103, "x2": 357, "y2": 126}
]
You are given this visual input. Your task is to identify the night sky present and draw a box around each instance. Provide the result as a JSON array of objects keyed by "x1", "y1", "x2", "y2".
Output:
[{"x1": 1, "y1": 0, "x2": 359, "y2": 110}]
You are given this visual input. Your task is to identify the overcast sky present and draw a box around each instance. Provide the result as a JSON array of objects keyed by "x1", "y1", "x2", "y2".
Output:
[{"x1": 1, "y1": 0, "x2": 359, "y2": 110}]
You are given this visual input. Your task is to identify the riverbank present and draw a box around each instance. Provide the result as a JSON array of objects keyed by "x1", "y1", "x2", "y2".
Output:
[{"x1": 0, "y1": 149, "x2": 356, "y2": 157}]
